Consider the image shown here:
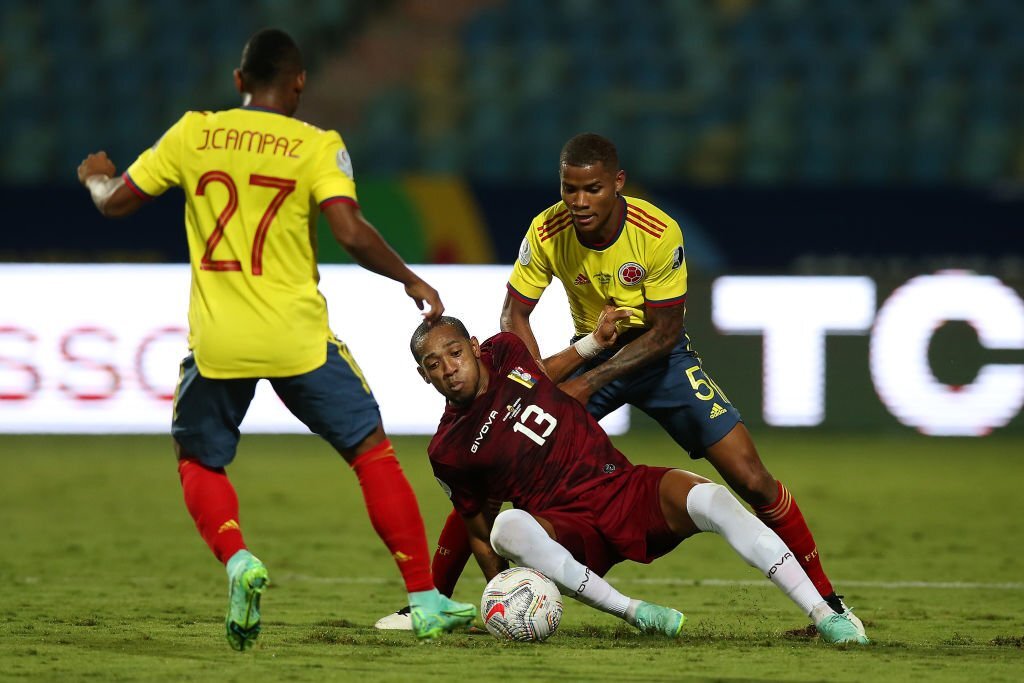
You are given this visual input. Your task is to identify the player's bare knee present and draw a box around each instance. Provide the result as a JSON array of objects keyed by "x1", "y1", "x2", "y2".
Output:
[
  {"x1": 490, "y1": 509, "x2": 536, "y2": 561},
  {"x1": 730, "y1": 463, "x2": 776, "y2": 507}
]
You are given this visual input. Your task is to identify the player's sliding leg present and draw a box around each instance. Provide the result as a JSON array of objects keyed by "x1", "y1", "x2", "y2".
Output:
[
  {"x1": 177, "y1": 457, "x2": 268, "y2": 651},
  {"x1": 704, "y1": 424, "x2": 865, "y2": 636},
  {"x1": 489, "y1": 509, "x2": 684, "y2": 637},
  {"x1": 348, "y1": 437, "x2": 476, "y2": 639},
  {"x1": 753, "y1": 480, "x2": 865, "y2": 635},
  {"x1": 684, "y1": 481, "x2": 868, "y2": 644},
  {"x1": 374, "y1": 508, "x2": 473, "y2": 630}
]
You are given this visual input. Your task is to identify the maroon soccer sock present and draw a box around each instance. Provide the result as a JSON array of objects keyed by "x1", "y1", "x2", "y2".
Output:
[
  {"x1": 177, "y1": 458, "x2": 247, "y2": 564},
  {"x1": 350, "y1": 440, "x2": 434, "y2": 593},
  {"x1": 431, "y1": 509, "x2": 473, "y2": 597},
  {"x1": 754, "y1": 481, "x2": 834, "y2": 599}
]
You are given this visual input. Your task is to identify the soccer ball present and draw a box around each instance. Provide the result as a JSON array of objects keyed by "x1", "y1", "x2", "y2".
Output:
[{"x1": 480, "y1": 567, "x2": 563, "y2": 642}]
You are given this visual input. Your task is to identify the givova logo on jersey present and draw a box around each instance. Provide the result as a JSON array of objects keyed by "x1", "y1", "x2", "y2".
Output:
[
  {"x1": 618, "y1": 262, "x2": 646, "y2": 286},
  {"x1": 471, "y1": 409, "x2": 499, "y2": 453}
]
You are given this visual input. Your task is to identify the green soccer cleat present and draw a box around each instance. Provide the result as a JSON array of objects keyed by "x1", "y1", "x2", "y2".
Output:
[
  {"x1": 816, "y1": 612, "x2": 869, "y2": 645},
  {"x1": 632, "y1": 601, "x2": 686, "y2": 638},
  {"x1": 374, "y1": 605, "x2": 413, "y2": 630},
  {"x1": 409, "y1": 594, "x2": 477, "y2": 640},
  {"x1": 225, "y1": 553, "x2": 269, "y2": 652},
  {"x1": 839, "y1": 602, "x2": 867, "y2": 640}
]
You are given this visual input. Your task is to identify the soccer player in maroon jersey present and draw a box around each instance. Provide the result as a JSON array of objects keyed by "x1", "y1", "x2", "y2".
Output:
[
  {"x1": 408, "y1": 315, "x2": 867, "y2": 643},
  {"x1": 383, "y1": 132, "x2": 863, "y2": 638}
]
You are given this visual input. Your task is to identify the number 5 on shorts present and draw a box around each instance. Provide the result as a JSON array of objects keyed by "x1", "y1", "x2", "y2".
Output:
[{"x1": 686, "y1": 365, "x2": 729, "y2": 403}]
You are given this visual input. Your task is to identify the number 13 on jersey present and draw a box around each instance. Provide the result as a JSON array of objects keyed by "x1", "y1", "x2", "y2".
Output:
[{"x1": 512, "y1": 404, "x2": 558, "y2": 446}]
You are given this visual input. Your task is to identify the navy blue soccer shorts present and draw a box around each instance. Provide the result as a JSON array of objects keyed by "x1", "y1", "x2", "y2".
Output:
[
  {"x1": 171, "y1": 336, "x2": 381, "y2": 468},
  {"x1": 574, "y1": 332, "x2": 742, "y2": 459}
]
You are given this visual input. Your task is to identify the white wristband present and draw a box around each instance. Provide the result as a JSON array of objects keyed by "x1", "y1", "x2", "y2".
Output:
[{"x1": 573, "y1": 332, "x2": 603, "y2": 360}]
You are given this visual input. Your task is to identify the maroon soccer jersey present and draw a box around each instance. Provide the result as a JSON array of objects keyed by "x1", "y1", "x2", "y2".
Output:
[{"x1": 428, "y1": 332, "x2": 633, "y2": 517}]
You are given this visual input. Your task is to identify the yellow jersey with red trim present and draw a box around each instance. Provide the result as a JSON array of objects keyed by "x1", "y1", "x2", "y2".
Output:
[
  {"x1": 507, "y1": 195, "x2": 687, "y2": 336},
  {"x1": 123, "y1": 106, "x2": 358, "y2": 378}
]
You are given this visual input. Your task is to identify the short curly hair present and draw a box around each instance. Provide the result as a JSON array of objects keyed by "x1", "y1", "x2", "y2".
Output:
[
  {"x1": 409, "y1": 316, "x2": 472, "y2": 363},
  {"x1": 560, "y1": 133, "x2": 619, "y2": 170},
  {"x1": 240, "y1": 28, "x2": 303, "y2": 87}
]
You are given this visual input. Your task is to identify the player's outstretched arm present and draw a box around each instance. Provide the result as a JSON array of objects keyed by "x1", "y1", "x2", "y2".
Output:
[
  {"x1": 77, "y1": 151, "x2": 147, "y2": 218},
  {"x1": 323, "y1": 201, "x2": 443, "y2": 321},
  {"x1": 560, "y1": 302, "x2": 685, "y2": 405},
  {"x1": 462, "y1": 510, "x2": 507, "y2": 582},
  {"x1": 542, "y1": 306, "x2": 631, "y2": 384},
  {"x1": 500, "y1": 293, "x2": 543, "y2": 360}
]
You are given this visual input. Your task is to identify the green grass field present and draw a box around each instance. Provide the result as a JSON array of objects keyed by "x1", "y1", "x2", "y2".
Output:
[{"x1": 2, "y1": 430, "x2": 1022, "y2": 682}]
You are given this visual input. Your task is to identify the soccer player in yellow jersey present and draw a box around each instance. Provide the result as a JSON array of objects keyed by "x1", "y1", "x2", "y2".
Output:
[
  {"x1": 377, "y1": 133, "x2": 865, "y2": 641},
  {"x1": 504, "y1": 133, "x2": 864, "y2": 635},
  {"x1": 76, "y1": 28, "x2": 475, "y2": 650}
]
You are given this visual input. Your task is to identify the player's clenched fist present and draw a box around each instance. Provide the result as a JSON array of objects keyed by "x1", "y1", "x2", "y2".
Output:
[{"x1": 77, "y1": 151, "x2": 116, "y2": 184}]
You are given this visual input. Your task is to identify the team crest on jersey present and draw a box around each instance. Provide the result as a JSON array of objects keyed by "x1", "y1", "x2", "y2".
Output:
[
  {"x1": 618, "y1": 262, "x2": 646, "y2": 286},
  {"x1": 672, "y1": 245, "x2": 685, "y2": 270},
  {"x1": 503, "y1": 397, "x2": 524, "y2": 421},
  {"x1": 507, "y1": 367, "x2": 537, "y2": 389},
  {"x1": 518, "y1": 238, "x2": 532, "y2": 266},
  {"x1": 336, "y1": 148, "x2": 354, "y2": 179}
]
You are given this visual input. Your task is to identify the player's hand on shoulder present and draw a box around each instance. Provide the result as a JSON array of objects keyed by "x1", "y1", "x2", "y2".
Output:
[
  {"x1": 405, "y1": 279, "x2": 444, "y2": 322},
  {"x1": 594, "y1": 305, "x2": 632, "y2": 348},
  {"x1": 77, "y1": 151, "x2": 116, "y2": 185}
]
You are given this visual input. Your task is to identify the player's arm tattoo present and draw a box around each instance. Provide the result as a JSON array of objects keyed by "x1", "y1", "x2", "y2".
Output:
[{"x1": 579, "y1": 301, "x2": 685, "y2": 392}]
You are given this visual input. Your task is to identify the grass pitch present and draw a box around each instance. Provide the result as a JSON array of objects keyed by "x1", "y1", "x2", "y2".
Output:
[{"x1": 1, "y1": 430, "x2": 1022, "y2": 682}]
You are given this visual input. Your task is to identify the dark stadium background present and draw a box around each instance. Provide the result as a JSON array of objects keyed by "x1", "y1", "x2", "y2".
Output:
[{"x1": 1, "y1": 0, "x2": 1021, "y2": 432}]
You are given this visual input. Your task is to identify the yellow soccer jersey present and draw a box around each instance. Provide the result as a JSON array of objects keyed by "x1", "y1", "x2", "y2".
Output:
[
  {"x1": 507, "y1": 195, "x2": 687, "y2": 336},
  {"x1": 124, "y1": 106, "x2": 358, "y2": 378}
]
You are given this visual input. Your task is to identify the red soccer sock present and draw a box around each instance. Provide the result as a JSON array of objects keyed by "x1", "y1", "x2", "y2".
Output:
[
  {"x1": 350, "y1": 440, "x2": 434, "y2": 593},
  {"x1": 177, "y1": 458, "x2": 247, "y2": 565},
  {"x1": 431, "y1": 509, "x2": 473, "y2": 597},
  {"x1": 754, "y1": 481, "x2": 834, "y2": 599}
]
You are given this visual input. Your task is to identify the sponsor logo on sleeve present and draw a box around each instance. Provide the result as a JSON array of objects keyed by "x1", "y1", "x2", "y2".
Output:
[
  {"x1": 518, "y1": 238, "x2": 532, "y2": 266},
  {"x1": 672, "y1": 245, "x2": 685, "y2": 270},
  {"x1": 336, "y1": 148, "x2": 354, "y2": 179}
]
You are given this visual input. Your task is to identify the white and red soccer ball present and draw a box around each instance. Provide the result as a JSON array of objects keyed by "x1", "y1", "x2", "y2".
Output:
[{"x1": 481, "y1": 567, "x2": 563, "y2": 642}]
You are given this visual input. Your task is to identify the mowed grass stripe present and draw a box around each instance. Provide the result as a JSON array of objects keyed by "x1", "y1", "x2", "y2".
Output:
[{"x1": 259, "y1": 573, "x2": 1024, "y2": 591}]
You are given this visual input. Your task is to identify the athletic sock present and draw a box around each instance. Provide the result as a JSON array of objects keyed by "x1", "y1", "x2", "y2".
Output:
[
  {"x1": 177, "y1": 458, "x2": 247, "y2": 564},
  {"x1": 753, "y1": 480, "x2": 834, "y2": 600},
  {"x1": 489, "y1": 509, "x2": 630, "y2": 618},
  {"x1": 686, "y1": 482, "x2": 823, "y2": 616},
  {"x1": 350, "y1": 439, "x2": 433, "y2": 593},
  {"x1": 432, "y1": 509, "x2": 473, "y2": 597}
]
